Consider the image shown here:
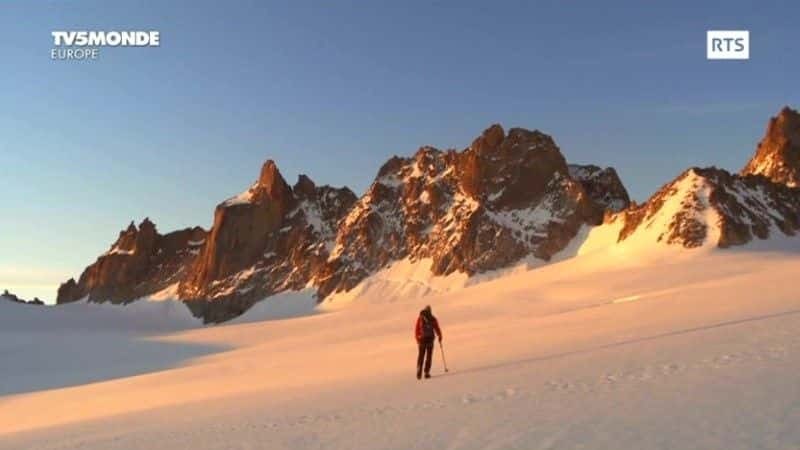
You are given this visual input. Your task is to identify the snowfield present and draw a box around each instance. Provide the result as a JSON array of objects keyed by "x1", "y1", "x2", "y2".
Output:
[{"x1": 2, "y1": 233, "x2": 800, "y2": 449}]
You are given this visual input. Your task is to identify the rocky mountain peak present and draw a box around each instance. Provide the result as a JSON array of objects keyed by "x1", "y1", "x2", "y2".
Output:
[
  {"x1": 178, "y1": 159, "x2": 357, "y2": 321},
  {"x1": 316, "y1": 124, "x2": 605, "y2": 299},
  {"x1": 250, "y1": 160, "x2": 294, "y2": 207},
  {"x1": 140, "y1": 217, "x2": 155, "y2": 230},
  {"x1": 258, "y1": 159, "x2": 281, "y2": 187},
  {"x1": 741, "y1": 106, "x2": 800, "y2": 187},
  {"x1": 137, "y1": 217, "x2": 157, "y2": 246},
  {"x1": 111, "y1": 217, "x2": 157, "y2": 256},
  {"x1": 59, "y1": 126, "x2": 631, "y2": 323},
  {"x1": 376, "y1": 156, "x2": 406, "y2": 179},
  {"x1": 568, "y1": 164, "x2": 631, "y2": 213},
  {"x1": 57, "y1": 217, "x2": 207, "y2": 305},
  {"x1": 2, "y1": 289, "x2": 45, "y2": 305},
  {"x1": 293, "y1": 174, "x2": 317, "y2": 198},
  {"x1": 56, "y1": 111, "x2": 800, "y2": 323},
  {"x1": 775, "y1": 106, "x2": 800, "y2": 125},
  {"x1": 606, "y1": 166, "x2": 800, "y2": 249},
  {"x1": 459, "y1": 126, "x2": 572, "y2": 210},
  {"x1": 470, "y1": 124, "x2": 505, "y2": 155}
]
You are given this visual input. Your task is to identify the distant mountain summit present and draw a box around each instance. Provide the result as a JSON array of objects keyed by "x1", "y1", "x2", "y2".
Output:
[
  {"x1": 178, "y1": 161, "x2": 357, "y2": 322},
  {"x1": 603, "y1": 167, "x2": 800, "y2": 249},
  {"x1": 568, "y1": 164, "x2": 630, "y2": 213},
  {"x1": 742, "y1": 106, "x2": 800, "y2": 187},
  {"x1": 315, "y1": 124, "x2": 628, "y2": 299},
  {"x1": 57, "y1": 219, "x2": 207, "y2": 304},
  {"x1": 599, "y1": 107, "x2": 800, "y2": 250},
  {"x1": 57, "y1": 124, "x2": 627, "y2": 322},
  {"x1": 57, "y1": 109, "x2": 800, "y2": 322},
  {"x1": 2, "y1": 289, "x2": 44, "y2": 305}
]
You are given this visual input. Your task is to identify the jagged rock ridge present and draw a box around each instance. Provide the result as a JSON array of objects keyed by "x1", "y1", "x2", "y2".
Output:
[
  {"x1": 177, "y1": 161, "x2": 358, "y2": 322},
  {"x1": 57, "y1": 219, "x2": 207, "y2": 304},
  {"x1": 63, "y1": 105, "x2": 800, "y2": 321},
  {"x1": 2, "y1": 289, "x2": 45, "y2": 305},
  {"x1": 315, "y1": 125, "x2": 628, "y2": 298},
  {"x1": 568, "y1": 164, "x2": 630, "y2": 213},
  {"x1": 600, "y1": 107, "x2": 800, "y2": 249},
  {"x1": 742, "y1": 106, "x2": 800, "y2": 187},
  {"x1": 605, "y1": 167, "x2": 799, "y2": 249},
  {"x1": 58, "y1": 124, "x2": 629, "y2": 322}
]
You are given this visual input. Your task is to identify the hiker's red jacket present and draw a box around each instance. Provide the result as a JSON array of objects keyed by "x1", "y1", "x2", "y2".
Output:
[{"x1": 415, "y1": 315, "x2": 442, "y2": 343}]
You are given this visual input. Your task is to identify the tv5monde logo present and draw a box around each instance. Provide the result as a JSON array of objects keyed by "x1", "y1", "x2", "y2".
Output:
[{"x1": 707, "y1": 30, "x2": 749, "y2": 60}]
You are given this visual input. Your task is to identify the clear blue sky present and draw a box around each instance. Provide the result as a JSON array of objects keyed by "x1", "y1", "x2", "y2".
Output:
[{"x1": 1, "y1": 1, "x2": 798, "y2": 302}]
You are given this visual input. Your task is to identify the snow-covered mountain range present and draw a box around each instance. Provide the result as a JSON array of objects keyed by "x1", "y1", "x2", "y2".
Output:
[{"x1": 55, "y1": 107, "x2": 800, "y2": 322}]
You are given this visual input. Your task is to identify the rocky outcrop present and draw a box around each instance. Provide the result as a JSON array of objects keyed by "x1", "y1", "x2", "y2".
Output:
[
  {"x1": 604, "y1": 107, "x2": 800, "y2": 249},
  {"x1": 315, "y1": 125, "x2": 603, "y2": 298},
  {"x1": 2, "y1": 290, "x2": 45, "y2": 305},
  {"x1": 179, "y1": 161, "x2": 357, "y2": 322},
  {"x1": 56, "y1": 219, "x2": 206, "y2": 304},
  {"x1": 181, "y1": 161, "x2": 295, "y2": 294},
  {"x1": 58, "y1": 124, "x2": 630, "y2": 323},
  {"x1": 608, "y1": 149, "x2": 800, "y2": 249},
  {"x1": 568, "y1": 164, "x2": 630, "y2": 213},
  {"x1": 741, "y1": 106, "x2": 800, "y2": 187},
  {"x1": 53, "y1": 109, "x2": 800, "y2": 323}
]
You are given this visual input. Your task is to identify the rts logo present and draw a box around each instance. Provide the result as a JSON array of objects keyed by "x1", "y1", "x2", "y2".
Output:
[{"x1": 707, "y1": 30, "x2": 749, "y2": 60}]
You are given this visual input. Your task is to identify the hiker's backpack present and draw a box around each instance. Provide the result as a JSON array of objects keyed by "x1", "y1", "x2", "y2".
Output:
[{"x1": 421, "y1": 314, "x2": 435, "y2": 339}]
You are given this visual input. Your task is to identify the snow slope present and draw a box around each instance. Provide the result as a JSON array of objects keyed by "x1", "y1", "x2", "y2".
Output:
[
  {"x1": 0, "y1": 298, "x2": 214, "y2": 396},
  {"x1": 1, "y1": 239, "x2": 800, "y2": 448}
]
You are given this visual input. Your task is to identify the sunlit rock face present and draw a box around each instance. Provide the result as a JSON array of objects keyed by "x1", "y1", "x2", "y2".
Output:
[
  {"x1": 178, "y1": 161, "x2": 357, "y2": 322},
  {"x1": 57, "y1": 218, "x2": 206, "y2": 304},
  {"x1": 742, "y1": 106, "x2": 800, "y2": 188},
  {"x1": 605, "y1": 106, "x2": 800, "y2": 250},
  {"x1": 604, "y1": 167, "x2": 799, "y2": 249},
  {"x1": 59, "y1": 124, "x2": 633, "y2": 323},
  {"x1": 316, "y1": 125, "x2": 610, "y2": 299},
  {"x1": 568, "y1": 164, "x2": 630, "y2": 213}
]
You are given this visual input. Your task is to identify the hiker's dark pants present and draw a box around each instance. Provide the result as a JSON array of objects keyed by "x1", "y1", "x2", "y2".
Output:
[{"x1": 417, "y1": 338, "x2": 435, "y2": 375}]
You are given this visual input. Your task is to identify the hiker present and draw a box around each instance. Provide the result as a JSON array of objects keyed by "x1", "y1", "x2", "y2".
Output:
[{"x1": 415, "y1": 305, "x2": 443, "y2": 379}]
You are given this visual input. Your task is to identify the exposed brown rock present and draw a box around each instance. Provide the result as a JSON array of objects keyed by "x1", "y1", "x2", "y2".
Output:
[
  {"x1": 179, "y1": 165, "x2": 357, "y2": 323},
  {"x1": 568, "y1": 164, "x2": 631, "y2": 212},
  {"x1": 742, "y1": 106, "x2": 800, "y2": 187},
  {"x1": 56, "y1": 219, "x2": 206, "y2": 304},
  {"x1": 1, "y1": 290, "x2": 45, "y2": 305},
  {"x1": 56, "y1": 278, "x2": 81, "y2": 303},
  {"x1": 59, "y1": 125, "x2": 630, "y2": 323},
  {"x1": 182, "y1": 161, "x2": 295, "y2": 295},
  {"x1": 293, "y1": 174, "x2": 317, "y2": 198},
  {"x1": 317, "y1": 125, "x2": 604, "y2": 298},
  {"x1": 610, "y1": 167, "x2": 800, "y2": 248},
  {"x1": 610, "y1": 107, "x2": 800, "y2": 249}
]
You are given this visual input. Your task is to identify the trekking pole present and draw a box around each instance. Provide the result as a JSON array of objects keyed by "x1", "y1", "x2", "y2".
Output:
[{"x1": 439, "y1": 340, "x2": 449, "y2": 372}]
